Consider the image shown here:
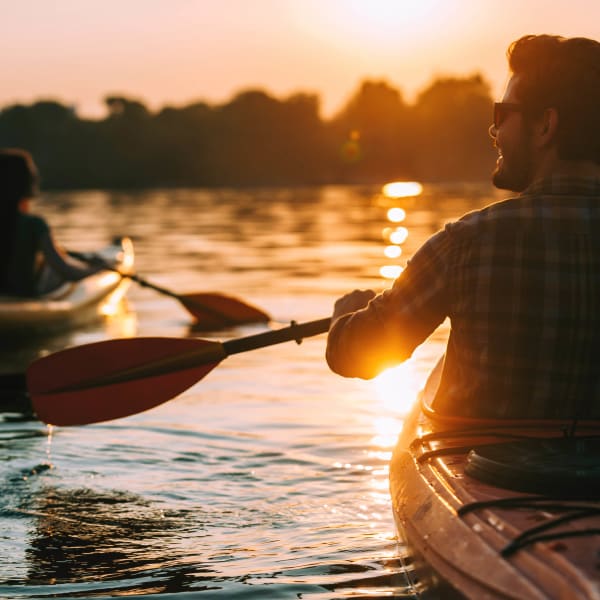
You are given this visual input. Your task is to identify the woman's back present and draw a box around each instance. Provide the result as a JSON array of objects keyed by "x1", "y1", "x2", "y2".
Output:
[
  {"x1": 0, "y1": 148, "x2": 40, "y2": 296},
  {"x1": 1, "y1": 212, "x2": 49, "y2": 296}
]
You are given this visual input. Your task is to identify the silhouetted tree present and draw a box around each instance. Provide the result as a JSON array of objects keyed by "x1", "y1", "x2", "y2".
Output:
[
  {"x1": 412, "y1": 74, "x2": 496, "y2": 181},
  {"x1": 0, "y1": 74, "x2": 497, "y2": 189},
  {"x1": 195, "y1": 89, "x2": 328, "y2": 186},
  {"x1": 93, "y1": 96, "x2": 154, "y2": 187},
  {"x1": 152, "y1": 102, "x2": 216, "y2": 185},
  {"x1": 329, "y1": 80, "x2": 414, "y2": 183}
]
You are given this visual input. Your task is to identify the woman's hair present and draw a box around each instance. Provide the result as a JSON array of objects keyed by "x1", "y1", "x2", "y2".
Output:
[
  {"x1": 0, "y1": 148, "x2": 38, "y2": 204},
  {"x1": 0, "y1": 148, "x2": 39, "y2": 285},
  {"x1": 507, "y1": 34, "x2": 600, "y2": 163}
]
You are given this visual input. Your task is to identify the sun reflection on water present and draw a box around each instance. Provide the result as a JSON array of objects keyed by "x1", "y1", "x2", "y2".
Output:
[
  {"x1": 368, "y1": 361, "x2": 422, "y2": 451},
  {"x1": 384, "y1": 245, "x2": 402, "y2": 259},
  {"x1": 386, "y1": 207, "x2": 406, "y2": 222},
  {"x1": 382, "y1": 181, "x2": 423, "y2": 199},
  {"x1": 379, "y1": 264, "x2": 403, "y2": 279},
  {"x1": 361, "y1": 362, "x2": 423, "y2": 534},
  {"x1": 378, "y1": 181, "x2": 422, "y2": 282},
  {"x1": 372, "y1": 362, "x2": 421, "y2": 413}
]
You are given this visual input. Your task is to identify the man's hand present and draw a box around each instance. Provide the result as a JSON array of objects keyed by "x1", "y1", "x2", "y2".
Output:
[{"x1": 331, "y1": 289, "x2": 376, "y2": 322}]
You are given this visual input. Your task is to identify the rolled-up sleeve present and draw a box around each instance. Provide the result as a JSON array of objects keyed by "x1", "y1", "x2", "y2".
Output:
[{"x1": 326, "y1": 227, "x2": 454, "y2": 379}]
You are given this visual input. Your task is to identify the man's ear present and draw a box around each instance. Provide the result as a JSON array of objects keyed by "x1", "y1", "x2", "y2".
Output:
[{"x1": 537, "y1": 107, "x2": 559, "y2": 147}]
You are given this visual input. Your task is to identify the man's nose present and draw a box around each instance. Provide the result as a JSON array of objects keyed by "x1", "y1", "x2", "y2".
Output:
[{"x1": 488, "y1": 123, "x2": 497, "y2": 139}]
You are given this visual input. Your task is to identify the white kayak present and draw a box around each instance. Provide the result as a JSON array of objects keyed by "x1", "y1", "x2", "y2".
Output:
[{"x1": 0, "y1": 237, "x2": 134, "y2": 338}]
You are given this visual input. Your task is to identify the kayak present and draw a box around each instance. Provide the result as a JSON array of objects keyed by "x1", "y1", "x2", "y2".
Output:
[
  {"x1": 0, "y1": 236, "x2": 134, "y2": 338},
  {"x1": 0, "y1": 372, "x2": 33, "y2": 417},
  {"x1": 390, "y1": 358, "x2": 600, "y2": 599}
]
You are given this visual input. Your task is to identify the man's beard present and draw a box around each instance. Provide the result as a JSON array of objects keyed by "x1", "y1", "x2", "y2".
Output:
[{"x1": 492, "y1": 131, "x2": 534, "y2": 193}]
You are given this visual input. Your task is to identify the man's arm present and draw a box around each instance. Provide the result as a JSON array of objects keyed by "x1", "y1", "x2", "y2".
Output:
[{"x1": 326, "y1": 229, "x2": 452, "y2": 379}]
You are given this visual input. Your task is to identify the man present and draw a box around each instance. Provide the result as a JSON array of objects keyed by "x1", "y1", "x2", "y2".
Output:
[{"x1": 326, "y1": 35, "x2": 600, "y2": 420}]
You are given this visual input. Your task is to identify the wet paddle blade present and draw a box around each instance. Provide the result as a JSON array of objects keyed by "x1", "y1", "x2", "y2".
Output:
[
  {"x1": 27, "y1": 337, "x2": 226, "y2": 426},
  {"x1": 27, "y1": 317, "x2": 330, "y2": 427},
  {"x1": 181, "y1": 292, "x2": 270, "y2": 328}
]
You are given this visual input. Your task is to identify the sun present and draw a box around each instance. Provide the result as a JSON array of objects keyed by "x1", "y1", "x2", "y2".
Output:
[
  {"x1": 344, "y1": 0, "x2": 440, "y2": 35},
  {"x1": 347, "y1": 0, "x2": 411, "y2": 22},
  {"x1": 301, "y1": 0, "x2": 442, "y2": 48}
]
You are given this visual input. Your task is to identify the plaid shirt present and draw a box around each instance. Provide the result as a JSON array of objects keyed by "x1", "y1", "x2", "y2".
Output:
[{"x1": 326, "y1": 176, "x2": 600, "y2": 419}]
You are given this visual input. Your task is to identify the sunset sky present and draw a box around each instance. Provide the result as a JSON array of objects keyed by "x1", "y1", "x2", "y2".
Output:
[{"x1": 1, "y1": 0, "x2": 598, "y2": 119}]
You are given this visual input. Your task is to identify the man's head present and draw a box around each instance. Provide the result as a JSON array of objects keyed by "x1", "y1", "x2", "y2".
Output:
[{"x1": 490, "y1": 34, "x2": 600, "y2": 191}]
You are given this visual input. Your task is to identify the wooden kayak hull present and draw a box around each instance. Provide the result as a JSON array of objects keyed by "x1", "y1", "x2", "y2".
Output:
[{"x1": 390, "y1": 361, "x2": 600, "y2": 599}]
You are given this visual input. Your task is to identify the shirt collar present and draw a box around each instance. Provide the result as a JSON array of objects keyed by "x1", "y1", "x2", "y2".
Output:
[{"x1": 523, "y1": 175, "x2": 600, "y2": 197}]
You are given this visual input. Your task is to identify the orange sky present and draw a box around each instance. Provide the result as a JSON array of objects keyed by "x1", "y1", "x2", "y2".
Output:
[{"x1": 1, "y1": 0, "x2": 598, "y2": 119}]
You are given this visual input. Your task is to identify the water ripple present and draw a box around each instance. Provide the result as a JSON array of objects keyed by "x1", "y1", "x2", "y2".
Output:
[{"x1": 0, "y1": 185, "x2": 488, "y2": 598}]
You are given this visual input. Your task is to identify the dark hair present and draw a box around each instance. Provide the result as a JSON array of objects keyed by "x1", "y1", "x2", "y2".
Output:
[
  {"x1": 0, "y1": 148, "x2": 38, "y2": 205},
  {"x1": 507, "y1": 34, "x2": 600, "y2": 163},
  {"x1": 0, "y1": 148, "x2": 39, "y2": 287}
]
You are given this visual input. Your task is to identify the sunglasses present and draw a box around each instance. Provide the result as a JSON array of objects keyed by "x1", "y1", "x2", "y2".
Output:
[{"x1": 493, "y1": 102, "x2": 524, "y2": 128}]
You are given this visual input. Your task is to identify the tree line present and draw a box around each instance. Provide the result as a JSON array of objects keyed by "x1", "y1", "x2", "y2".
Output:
[{"x1": 0, "y1": 74, "x2": 497, "y2": 189}]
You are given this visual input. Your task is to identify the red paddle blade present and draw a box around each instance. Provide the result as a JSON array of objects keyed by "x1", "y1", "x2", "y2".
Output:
[
  {"x1": 180, "y1": 292, "x2": 270, "y2": 328},
  {"x1": 27, "y1": 337, "x2": 226, "y2": 426}
]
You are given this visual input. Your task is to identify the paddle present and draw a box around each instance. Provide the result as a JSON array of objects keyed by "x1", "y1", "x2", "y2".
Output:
[
  {"x1": 27, "y1": 317, "x2": 331, "y2": 426},
  {"x1": 71, "y1": 251, "x2": 270, "y2": 328}
]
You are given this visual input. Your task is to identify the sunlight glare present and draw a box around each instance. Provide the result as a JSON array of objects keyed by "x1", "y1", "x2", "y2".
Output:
[
  {"x1": 389, "y1": 227, "x2": 408, "y2": 244},
  {"x1": 372, "y1": 362, "x2": 421, "y2": 415},
  {"x1": 342, "y1": 1, "x2": 443, "y2": 41},
  {"x1": 99, "y1": 278, "x2": 129, "y2": 316},
  {"x1": 379, "y1": 265, "x2": 403, "y2": 280},
  {"x1": 384, "y1": 245, "x2": 402, "y2": 259},
  {"x1": 386, "y1": 207, "x2": 406, "y2": 223},
  {"x1": 368, "y1": 362, "x2": 421, "y2": 447},
  {"x1": 371, "y1": 416, "x2": 404, "y2": 448},
  {"x1": 382, "y1": 181, "x2": 423, "y2": 199}
]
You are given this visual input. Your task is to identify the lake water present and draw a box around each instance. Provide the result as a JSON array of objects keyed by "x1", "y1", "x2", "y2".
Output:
[{"x1": 0, "y1": 183, "x2": 501, "y2": 599}]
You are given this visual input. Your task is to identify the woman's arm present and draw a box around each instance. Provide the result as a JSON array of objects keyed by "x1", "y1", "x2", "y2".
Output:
[{"x1": 39, "y1": 231, "x2": 103, "y2": 281}]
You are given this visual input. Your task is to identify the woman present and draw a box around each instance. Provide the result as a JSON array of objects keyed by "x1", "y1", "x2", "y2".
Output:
[{"x1": 0, "y1": 148, "x2": 101, "y2": 296}]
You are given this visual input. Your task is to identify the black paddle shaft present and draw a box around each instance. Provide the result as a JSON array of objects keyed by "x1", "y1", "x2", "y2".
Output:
[
  {"x1": 223, "y1": 318, "x2": 331, "y2": 356},
  {"x1": 70, "y1": 250, "x2": 181, "y2": 299},
  {"x1": 71, "y1": 250, "x2": 250, "y2": 321}
]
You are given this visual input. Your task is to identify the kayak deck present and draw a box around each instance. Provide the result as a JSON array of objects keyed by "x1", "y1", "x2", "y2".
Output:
[{"x1": 390, "y1": 364, "x2": 600, "y2": 599}]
